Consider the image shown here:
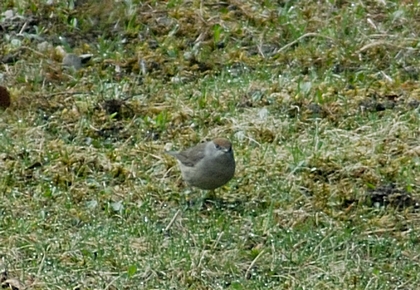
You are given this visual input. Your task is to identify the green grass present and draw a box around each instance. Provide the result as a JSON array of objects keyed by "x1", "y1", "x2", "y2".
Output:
[{"x1": 1, "y1": 0, "x2": 420, "y2": 289}]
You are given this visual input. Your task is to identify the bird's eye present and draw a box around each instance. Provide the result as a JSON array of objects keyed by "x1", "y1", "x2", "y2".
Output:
[{"x1": 215, "y1": 144, "x2": 221, "y2": 150}]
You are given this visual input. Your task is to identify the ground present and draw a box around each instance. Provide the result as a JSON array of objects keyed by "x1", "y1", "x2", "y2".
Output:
[{"x1": 1, "y1": 0, "x2": 420, "y2": 289}]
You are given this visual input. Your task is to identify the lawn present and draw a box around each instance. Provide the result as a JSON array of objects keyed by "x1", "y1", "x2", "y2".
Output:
[{"x1": 1, "y1": 0, "x2": 420, "y2": 289}]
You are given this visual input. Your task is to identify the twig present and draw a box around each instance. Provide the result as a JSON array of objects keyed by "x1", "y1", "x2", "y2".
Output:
[
  {"x1": 43, "y1": 91, "x2": 86, "y2": 98},
  {"x1": 245, "y1": 249, "x2": 265, "y2": 279},
  {"x1": 164, "y1": 209, "x2": 181, "y2": 232},
  {"x1": 275, "y1": 32, "x2": 334, "y2": 54}
]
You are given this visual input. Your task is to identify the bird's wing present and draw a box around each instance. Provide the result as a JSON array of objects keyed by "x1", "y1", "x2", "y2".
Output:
[{"x1": 169, "y1": 143, "x2": 206, "y2": 167}]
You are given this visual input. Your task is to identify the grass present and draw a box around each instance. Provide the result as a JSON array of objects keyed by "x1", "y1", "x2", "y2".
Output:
[{"x1": 1, "y1": 0, "x2": 420, "y2": 289}]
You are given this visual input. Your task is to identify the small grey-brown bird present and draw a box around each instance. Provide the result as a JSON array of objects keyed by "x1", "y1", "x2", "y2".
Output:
[{"x1": 167, "y1": 138, "x2": 236, "y2": 190}]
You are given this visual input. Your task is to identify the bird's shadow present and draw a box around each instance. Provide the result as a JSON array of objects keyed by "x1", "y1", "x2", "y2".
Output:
[{"x1": 182, "y1": 196, "x2": 248, "y2": 213}]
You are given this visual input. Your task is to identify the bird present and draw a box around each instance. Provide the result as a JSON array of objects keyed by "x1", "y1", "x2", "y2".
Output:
[{"x1": 166, "y1": 138, "x2": 236, "y2": 191}]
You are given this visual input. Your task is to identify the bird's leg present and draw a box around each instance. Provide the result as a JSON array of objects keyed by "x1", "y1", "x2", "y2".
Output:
[
  {"x1": 201, "y1": 189, "x2": 222, "y2": 209},
  {"x1": 183, "y1": 189, "x2": 221, "y2": 210},
  {"x1": 206, "y1": 190, "x2": 216, "y2": 200}
]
